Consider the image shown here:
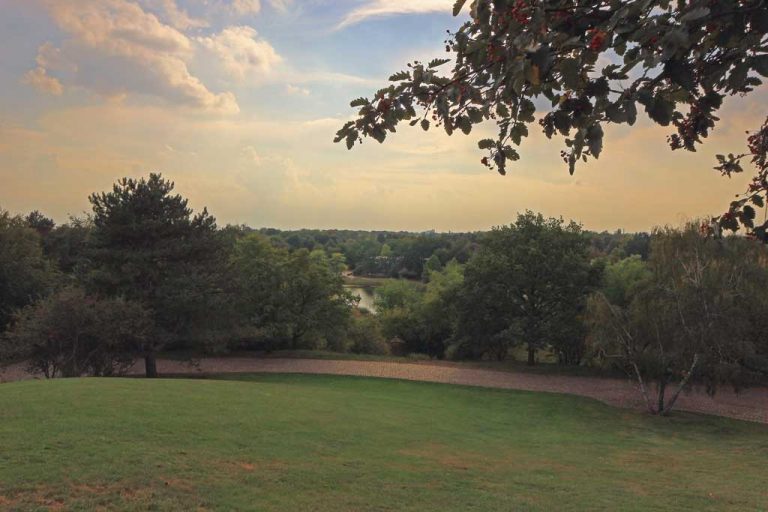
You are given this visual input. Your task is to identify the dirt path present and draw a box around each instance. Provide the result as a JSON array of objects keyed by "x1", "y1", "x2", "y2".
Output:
[{"x1": 3, "y1": 357, "x2": 767, "y2": 423}]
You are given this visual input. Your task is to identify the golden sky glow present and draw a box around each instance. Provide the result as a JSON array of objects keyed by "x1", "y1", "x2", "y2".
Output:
[{"x1": 0, "y1": 0, "x2": 764, "y2": 232}]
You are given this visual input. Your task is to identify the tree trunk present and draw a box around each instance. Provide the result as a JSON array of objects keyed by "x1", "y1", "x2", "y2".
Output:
[
  {"x1": 527, "y1": 347, "x2": 536, "y2": 366},
  {"x1": 145, "y1": 352, "x2": 158, "y2": 378},
  {"x1": 661, "y1": 354, "x2": 699, "y2": 416},
  {"x1": 656, "y1": 378, "x2": 667, "y2": 414},
  {"x1": 631, "y1": 362, "x2": 656, "y2": 414}
]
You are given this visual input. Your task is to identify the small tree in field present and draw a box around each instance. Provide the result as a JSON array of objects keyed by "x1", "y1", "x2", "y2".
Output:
[
  {"x1": 457, "y1": 211, "x2": 597, "y2": 363},
  {"x1": 587, "y1": 224, "x2": 768, "y2": 415},
  {"x1": 88, "y1": 174, "x2": 223, "y2": 377},
  {"x1": 337, "y1": 0, "x2": 768, "y2": 239},
  {"x1": 3, "y1": 287, "x2": 151, "y2": 378}
]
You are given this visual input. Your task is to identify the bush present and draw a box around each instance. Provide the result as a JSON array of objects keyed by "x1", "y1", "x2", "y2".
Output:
[
  {"x1": 2, "y1": 287, "x2": 151, "y2": 378},
  {"x1": 346, "y1": 316, "x2": 389, "y2": 355}
]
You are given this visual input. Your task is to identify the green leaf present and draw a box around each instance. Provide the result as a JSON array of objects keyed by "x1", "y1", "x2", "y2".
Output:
[
  {"x1": 428, "y1": 58, "x2": 450, "y2": 69},
  {"x1": 751, "y1": 195, "x2": 765, "y2": 208},
  {"x1": 388, "y1": 71, "x2": 409, "y2": 81},
  {"x1": 421, "y1": 119, "x2": 430, "y2": 131},
  {"x1": 753, "y1": 56, "x2": 768, "y2": 78},
  {"x1": 371, "y1": 126, "x2": 386, "y2": 143},
  {"x1": 586, "y1": 124, "x2": 604, "y2": 158},
  {"x1": 646, "y1": 95, "x2": 674, "y2": 126},
  {"x1": 452, "y1": 0, "x2": 468, "y2": 16},
  {"x1": 467, "y1": 108, "x2": 483, "y2": 123},
  {"x1": 478, "y1": 139, "x2": 495, "y2": 150},
  {"x1": 680, "y1": 6, "x2": 709, "y2": 23},
  {"x1": 560, "y1": 59, "x2": 582, "y2": 90},
  {"x1": 502, "y1": 146, "x2": 520, "y2": 161},
  {"x1": 349, "y1": 98, "x2": 368, "y2": 108},
  {"x1": 457, "y1": 116, "x2": 472, "y2": 135}
]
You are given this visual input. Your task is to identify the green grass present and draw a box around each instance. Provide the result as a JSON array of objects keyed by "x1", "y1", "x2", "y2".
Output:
[{"x1": 1, "y1": 375, "x2": 767, "y2": 511}]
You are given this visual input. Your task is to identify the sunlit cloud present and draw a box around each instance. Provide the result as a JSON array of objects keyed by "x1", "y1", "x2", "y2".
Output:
[
  {"x1": 139, "y1": 0, "x2": 208, "y2": 30},
  {"x1": 22, "y1": 67, "x2": 63, "y2": 96},
  {"x1": 197, "y1": 26, "x2": 281, "y2": 83},
  {"x1": 226, "y1": 0, "x2": 293, "y2": 16},
  {"x1": 32, "y1": 0, "x2": 240, "y2": 113},
  {"x1": 285, "y1": 84, "x2": 310, "y2": 96},
  {"x1": 336, "y1": 0, "x2": 453, "y2": 29}
]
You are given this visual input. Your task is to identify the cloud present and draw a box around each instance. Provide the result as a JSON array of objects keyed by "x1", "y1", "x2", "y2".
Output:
[
  {"x1": 337, "y1": 0, "x2": 452, "y2": 29},
  {"x1": 30, "y1": 0, "x2": 239, "y2": 114},
  {"x1": 197, "y1": 26, "x2": 281, "y2": 83},
  {"x1": 230, "y1": 0, "x2": 262, "y2": 15},
  {"x1": 139, "y1": 0, "x2": 208, "y2": 30},
  {"x1": 227, "y1": 0, "x2": 292, "y2": 15},
  {"x1": 22, "y1": 67, "x2": 63, "y2": 96},
  {"x1": 285, "y1": 84, "x2": 310, "y2": 96}
]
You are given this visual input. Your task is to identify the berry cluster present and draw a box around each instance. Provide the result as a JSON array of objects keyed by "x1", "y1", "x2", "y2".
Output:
[
  {"x1": 587, "y1": 28, "x2": 607, "y2": 51},
  {"x1": 494, "y1": 0, "x2": 531, "y2": 27}
]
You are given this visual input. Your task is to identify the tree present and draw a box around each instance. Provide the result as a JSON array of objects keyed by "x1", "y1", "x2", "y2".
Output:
[
  {"x1": 42, "y1": 216, "x2": 93, "y2": 276},
  {"x1": 0, "y1": 210, "x2": 57, "y2": 333},
  {"x1": 375, "y1": 274, "x2": 462, "y2": 358},
  {"x1": 87, "y1": 174, "x2": 222, "y2": 377},
  {"x1": 587, "y1": 224, "x2": 768, "y2": 415},
  {"x1": 456, "y1": 211, "x2": 597, "y2": 364},
  {"x1": 422, "y1": 253, "x2": 443, "y2": 281},
  {"x1": 231, "y1": 235, "x2": 354, "y2": 350},
  {"x1": 419, "y1": 259, "x2": 465, "y2": 357},
  {"x1": 3, "y1": 287, "x2": 151, "y2": 378},
  {"x1": 25, "y1": 211, "x2": 55, "y2": 237},
  {"x1": 337, "y1": 0, "x2": 768, "y2": 239},
  {"x1": 601, "y1": 255, "x2": 651, "y2": 307},
  {"x1": 345, "y1": 314, "x2": 390, "y2": 355}
]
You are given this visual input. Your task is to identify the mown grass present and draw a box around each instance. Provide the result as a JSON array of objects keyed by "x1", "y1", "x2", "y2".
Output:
[{"x1": 1, "y1": 374, "x2": 766, "y2": 511}]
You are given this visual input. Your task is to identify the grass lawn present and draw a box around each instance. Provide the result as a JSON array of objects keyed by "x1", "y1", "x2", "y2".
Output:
[{"x1": 1, "y1": 375, "x2": 766, "y2": 511}]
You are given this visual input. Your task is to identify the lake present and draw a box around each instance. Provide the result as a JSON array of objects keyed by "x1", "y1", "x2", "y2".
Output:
[{"x1": 345, "y1": 286, "x2": 378, "y2": 313}]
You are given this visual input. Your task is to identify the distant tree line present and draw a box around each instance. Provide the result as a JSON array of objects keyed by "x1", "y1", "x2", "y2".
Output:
[{"x1": 2, "y1": 174, "x2": 767, "y2": 415}]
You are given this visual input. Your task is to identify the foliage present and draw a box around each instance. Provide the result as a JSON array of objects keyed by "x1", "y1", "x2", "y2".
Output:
[
  {"x1": 345, "y1": 314, "x2": 390, "y2": 355},
  {"x1": 422, "y1": 253, "x2": 443, "y2": 281},
  {"x1": 375, "y1": 262, "x2": 464, "y2": 358},
  {"x1": 587, "y1": 224, "x2": 768, "y2": 414},
  {"x1": 338, "y1": 0, "x2": 768, "y2": 238},
  {"x1": 41, "y1": 215, "x2": 93, "y2": 276},
  {"x1": 2, "y1": 287, "x2": 151, "y2": 378},
  {"x1": 374, "y1": 279, "x2": 423, "y2": 311},
  {"x1": 24, "y1": 210, "x2": 55, "y2": 237},
  {"x1": 0, "y1": 210, "x2": 57, "y2": 332},
  {"x1": 87, "y1": 174, "x2": 224, "y2": 376},
  {"x1": 231, "y1": 234, "x2": 354, "y2": 350},
  {"x1": 601, "y1": 255, "x2": 651, "y2": 307},
  {"x1": 456, "y1": 211, "x2": 597, "y2": 363}
]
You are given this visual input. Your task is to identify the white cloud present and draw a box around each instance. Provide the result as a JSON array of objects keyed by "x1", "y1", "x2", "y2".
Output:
[
  {"x1": 230, "y1": 0, "x2": 262, "y2": 15},
  {"x1": 337, "y1": 0, "x2": 453, "y2": 29},
  {"x1": 22, "y1": 67, "x2": 64, "y2": 96},
  {"x1": 197, "y1": 26, "x2": 281, "y2": 83},
  {"x1": 285, "y1": 84, "x2": 310, "y2": 96},
  {"x1": 139, "y1": 0, "x2": 208, "y2": 30},
  {"x1": 227, "y1": 0, "x2": 292, "y2": 15},
  {"x1": 31, "y1": 0, "x2": 239, "y2": 114}
]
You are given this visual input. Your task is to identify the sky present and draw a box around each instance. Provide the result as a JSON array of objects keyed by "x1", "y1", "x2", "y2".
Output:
[{"x1": 0, "y1": 0, "x2": 764, "y2": 233}]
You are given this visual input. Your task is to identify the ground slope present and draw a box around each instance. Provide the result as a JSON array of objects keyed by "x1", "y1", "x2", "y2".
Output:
[{"x1": 1, "y1": 375, "x2": 767, "y2": 511}]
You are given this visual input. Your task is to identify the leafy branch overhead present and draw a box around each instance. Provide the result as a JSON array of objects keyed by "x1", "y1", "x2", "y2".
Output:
[{"x1": 335, "y1": 0, "x2": 768, "y2": 238}]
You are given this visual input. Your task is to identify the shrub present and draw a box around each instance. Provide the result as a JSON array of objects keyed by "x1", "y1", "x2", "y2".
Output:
[
  {"x1": 3, "y1": 287, "x2": 152, "y2": 378},
  {"x1": 346, "y1": 316, "x2": 389, "y2": 355}
]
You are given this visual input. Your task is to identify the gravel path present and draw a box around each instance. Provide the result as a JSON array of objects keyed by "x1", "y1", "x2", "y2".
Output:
[{"x1": 3, "y1": 357, "x2": 767, "y2": 424}]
